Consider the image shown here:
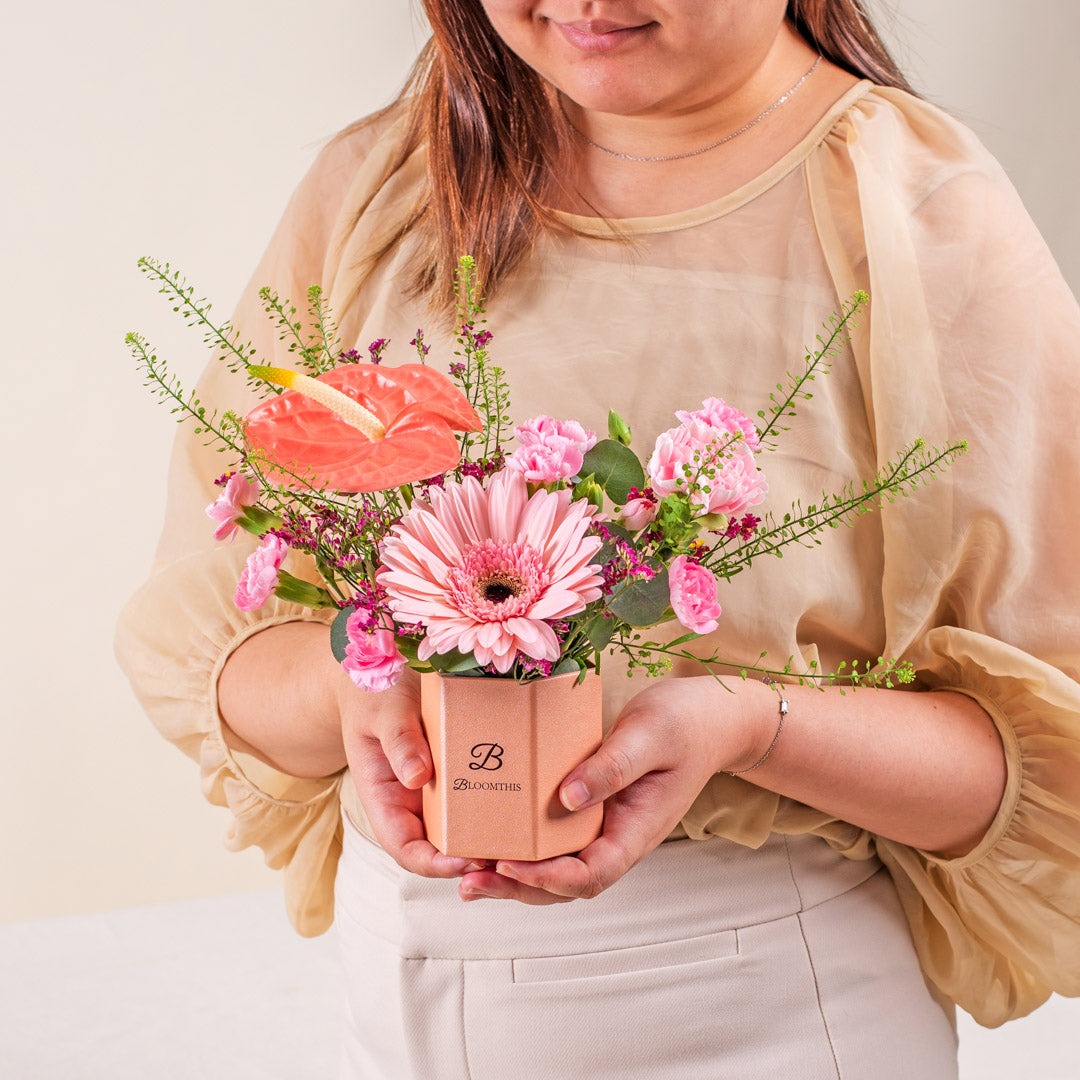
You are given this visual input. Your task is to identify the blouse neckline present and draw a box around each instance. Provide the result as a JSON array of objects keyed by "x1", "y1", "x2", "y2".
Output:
[{"x1": 551, "y1": 80, "x2": 875, "y2": 237}]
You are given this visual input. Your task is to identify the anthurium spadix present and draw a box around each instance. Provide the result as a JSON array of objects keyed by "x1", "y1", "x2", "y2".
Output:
[{"x1": 244, "y1": 363, "x2": 482, "y2": 493}]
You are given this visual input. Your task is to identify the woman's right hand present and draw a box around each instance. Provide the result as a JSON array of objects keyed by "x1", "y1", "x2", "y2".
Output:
[
  {"x1": 337, "y1": 668, "x2": 485, "y2": 878},
  {"x1": 219, "y1": 620, "x2": 479, "y2": 879}
]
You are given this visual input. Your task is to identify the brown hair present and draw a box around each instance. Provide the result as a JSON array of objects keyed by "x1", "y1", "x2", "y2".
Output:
[
  {"x1": 787, "y1": 0, "x2": 913, "y2": 93},
  {"x1": 367, "y1": 0, "x2": 912, "y2": 314}
]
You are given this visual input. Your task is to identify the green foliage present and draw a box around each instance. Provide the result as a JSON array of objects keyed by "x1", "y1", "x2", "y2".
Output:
[
  {"x1": 126, "y1": 331, "x2": 246, "y2": 457},
  {"x1": 452, "y1": 256, "x2": 512, "y2": 463},
  {"x1": 580, "y1": 610, "x2": 617, "y2": 651},
  {"x1": 236, "y1": 505, "x2": 283, "y2": 536},
  {"x1": 427, "y1": 648, "x2": 483, "y2": 674},
  {"x1": 572, "y1": 476, "x2": 604, "y2": 510},
  {"x1": 607, "y1": 564, "x2": 671, "y2": 627},
  {"x1": 580, "y1": 439, "x2": 645, "y2": 504},
  {"x1": 651, "y1": 492, "x2": 698, "y2": 550},
  {"x1": 703, "y1": 439, "x2": 967, "y2": 581},
  {"x1": 616, "y1": 637, "x2": 916, "y2": 690},
  {"x1": 755, "y1": 291, "x2": 868, "y2": 451},
  {"x1": 257, "y1": 285, "x2": 340, "y2": 377},
  {"x1": 608, "y1": 409, "x2": 632, "y2": 446},
  {"x1": 329, "y1": 606, "x2": 351, "y2": 662},
  {"x1": 135, "y1": 257, "x2": 269, "y2": 396},
  {"x1": 550, "y1": 656, "x2": 585, "y2": 679},
  {"x1": 273, "y1": 571, "x2": 336, "y2": 609}
]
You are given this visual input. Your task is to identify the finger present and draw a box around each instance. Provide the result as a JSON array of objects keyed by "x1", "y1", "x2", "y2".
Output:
[
  {"x1": 558, "y1": 717, "x2": 663, "y2": 812},
  {"x1": 459, "y1": 867, "x2": 576, "y2": 906},
  {"x1": 501, "y1": 772, "x2": 687, "y2": 898},
  {"x1": 350, "y1": 735, "x2": 479, "y2": 879},
  {"x1": 374, "y1": 710, "x2": 433, "y2": 789}
]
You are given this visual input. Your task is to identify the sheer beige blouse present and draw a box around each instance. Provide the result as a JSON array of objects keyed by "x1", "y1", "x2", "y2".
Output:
[{"x1": 115, "y1": 82, "x2": 1080, "y2": 1026}]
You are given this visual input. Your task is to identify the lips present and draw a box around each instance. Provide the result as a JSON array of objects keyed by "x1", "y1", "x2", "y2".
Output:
[{"x1": 554, "y1": 18, "x2": 654, "y2": 53}]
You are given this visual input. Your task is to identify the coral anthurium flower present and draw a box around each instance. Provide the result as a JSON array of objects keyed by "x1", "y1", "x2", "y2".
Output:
[
  {"x1": 243, "y1": 363, "x2": 482, "y2": 492},
  {"x1": 379, "y1": 470, "x2": 604, "y2": 673}
]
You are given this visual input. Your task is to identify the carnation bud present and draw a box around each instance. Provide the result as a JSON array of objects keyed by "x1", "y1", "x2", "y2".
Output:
[
  {"x1": 608, "y1": 409, "x2": 633, "y2": 446},
  {"x1": 574, "y1": 476, "x2": 604, "y2": 511}
]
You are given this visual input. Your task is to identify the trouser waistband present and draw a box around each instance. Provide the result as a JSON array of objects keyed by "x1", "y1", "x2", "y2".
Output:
[{"x1": 339, "y1": 813, "x2": 882, "y2": 961}]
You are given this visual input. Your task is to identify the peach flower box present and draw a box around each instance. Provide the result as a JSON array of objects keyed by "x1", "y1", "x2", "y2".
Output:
[{"x1": 420, "y1": 670, "x2": 604, "y2": 861}]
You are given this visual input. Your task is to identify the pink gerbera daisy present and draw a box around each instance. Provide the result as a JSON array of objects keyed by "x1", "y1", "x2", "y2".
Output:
[{"x1": 378, "y1": 470, "x2": 604, "y2": 673}]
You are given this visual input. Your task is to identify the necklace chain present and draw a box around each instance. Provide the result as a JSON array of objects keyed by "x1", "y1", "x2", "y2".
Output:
[{"x1": 563, "y1": 55, "x2": 822, "y2": 164}]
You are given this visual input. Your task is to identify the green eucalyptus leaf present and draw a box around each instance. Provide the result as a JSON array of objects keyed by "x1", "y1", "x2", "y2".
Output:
[
  {"x1": 550, "y1": 657, "x2": 582, "y2": 677},
  {"x1": 607, "y1": 565, "x2": 671, "y2": 627},
  {"x1": 394, "y1": 634, "x2": 424, "y2": 663},
  {"x1": 580, "y1": 439, "x2": 645, "y2": 504},
  {"x1": 330, "y1": 605, "x2": 351, "y2": 662},
  {"x1": 427, "y1": 648, "x2": 482, "y2": 674},
  {"x1": 582, "y1": 612, "x2": 616, "y2": 651}
]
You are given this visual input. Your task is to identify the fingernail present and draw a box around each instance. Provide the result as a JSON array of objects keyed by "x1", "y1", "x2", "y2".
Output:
[
  {"x1": 495, "y1": 862, "x2": 520, "y2": 880},
  {"x1": 561, "y1": 779, "x2": 590, "y2": 811},
  {"x1": 401, "y1": 756, "x2": 427, "y2": 785},
  {"x1": 463, "y1": 888, "x2": 494, "y2": 902},
  {"x1": 464, "y1": 861, "x2": 486, "y2": 873}
]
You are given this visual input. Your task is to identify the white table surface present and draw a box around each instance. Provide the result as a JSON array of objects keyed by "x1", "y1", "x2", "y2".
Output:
[{"x1": 2, "y1": 890, "x2": 1077, "y2": 1078}]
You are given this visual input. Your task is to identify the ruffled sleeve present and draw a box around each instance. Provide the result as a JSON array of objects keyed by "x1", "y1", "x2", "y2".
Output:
[
  {"x1": 115, "y1": 113, "x2": 413, "y2": 936},
  {"x1": 808, "y1": 86, "x2": 1080, "y2": 1024},
  {"x1": 115, "y1": 546, "x2": 342, "y2": 936}
]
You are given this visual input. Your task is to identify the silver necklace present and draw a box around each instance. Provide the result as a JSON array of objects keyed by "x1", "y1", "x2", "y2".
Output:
[{"x1": 562, "y1": 55, "x2": 822, "y2": 163}]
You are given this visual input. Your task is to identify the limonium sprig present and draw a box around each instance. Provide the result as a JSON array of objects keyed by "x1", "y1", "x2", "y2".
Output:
[{"x1": 131, "y1": 256, "x2": 966, "y2": 693}]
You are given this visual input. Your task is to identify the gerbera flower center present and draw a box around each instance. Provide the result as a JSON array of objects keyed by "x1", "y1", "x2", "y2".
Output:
[
  {"x1": 447, "y1": 539, "x2": 549, "y2": 622},
  {"x1": 477, "y1": 572, "x2": 524, "y2": 605}
]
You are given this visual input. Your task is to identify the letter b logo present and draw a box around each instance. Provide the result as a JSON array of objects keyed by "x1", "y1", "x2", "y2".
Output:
[{"x1": 469, "y1": 743, "x2": 504, "y2": 771}]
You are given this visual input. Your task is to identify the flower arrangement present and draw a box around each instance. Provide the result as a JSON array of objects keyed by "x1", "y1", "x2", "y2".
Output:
[{"x1": 129, "y1": 255, "x2": 966, "y2": 695}]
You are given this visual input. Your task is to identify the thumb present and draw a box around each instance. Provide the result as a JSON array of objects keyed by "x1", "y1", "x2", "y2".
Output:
[{"x1": 559, "y1": 720, "x2": 655, "y2": 812}]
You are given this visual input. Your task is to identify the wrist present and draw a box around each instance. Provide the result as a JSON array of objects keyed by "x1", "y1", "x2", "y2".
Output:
[{"x1": 724, "y1": 676, "x2": 788, "y2": 775}]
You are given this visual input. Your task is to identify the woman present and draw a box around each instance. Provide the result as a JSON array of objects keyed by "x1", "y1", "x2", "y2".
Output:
[{"x1": 117, "y1": 2, "x2": 1080, "y2": 1077}]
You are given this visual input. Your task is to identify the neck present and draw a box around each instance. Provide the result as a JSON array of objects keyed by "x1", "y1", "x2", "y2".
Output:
[
  {"x1": 553, "y1": 33, "x2": 857, "y2": 219},
  {"x1": 559, "y1": 23, "x2": 817, "y2": 165}
]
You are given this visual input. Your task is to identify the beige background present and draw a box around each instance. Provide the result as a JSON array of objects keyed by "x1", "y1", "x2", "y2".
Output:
[{"x1": 1, "y1": 0, "x2": 1077, "y2": 1059}]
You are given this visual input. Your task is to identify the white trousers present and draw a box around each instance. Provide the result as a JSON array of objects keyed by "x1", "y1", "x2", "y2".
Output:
[{"x1": 335, "y1": 813, "x2": 957, "y2": 1079}]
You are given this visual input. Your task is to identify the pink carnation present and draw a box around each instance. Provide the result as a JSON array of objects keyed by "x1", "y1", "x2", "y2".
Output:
[
  {"x1": 507, "y1": 415, "x2": 597, "y2": 484},
  {"x1": 647, "y1": 408, "x2": 767, "y2": 518},
  {"x1": 675, "y1": 397, "x2": 760, "y2": 451},
  {"x1": 234, "y1": 534, "x2": 289, "y2": 612},
  {"x1": 341, "y1": 611, "x2": 406, "y2": 692},
  {"x1": 379, "y1": 470, "x2": 603, "y2": 673},
  {"x1": 668, "y1": 555, "x2": 722, "y2": 635},
  {"x1": 206, "y1": 473, "x2": 260, "y2": 542}
]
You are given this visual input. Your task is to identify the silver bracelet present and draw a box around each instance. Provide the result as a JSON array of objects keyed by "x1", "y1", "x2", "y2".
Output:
[{"x1": 728, "y1": 676, "x2": 788, "y2": 775}]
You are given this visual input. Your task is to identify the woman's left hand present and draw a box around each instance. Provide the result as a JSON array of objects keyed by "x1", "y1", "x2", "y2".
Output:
[{"x1": 459, "y1": 675, "x2": 774, "y2": 905}]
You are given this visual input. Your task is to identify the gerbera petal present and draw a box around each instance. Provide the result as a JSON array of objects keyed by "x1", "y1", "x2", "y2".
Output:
[
  {"x1": 510, "y1": 620, "x2": 560, "y2": 661},
  {"x1": 491, "y1": 648, "x2": 517, "y2": 674},
  {"x1": 487, "y1": 470, "x2": 528, "y2": 541},
  {"x1": 527, "y1": 590, "x2": 591, "y2": 621},
  {"x1": 518, "y1": 489, "x2": 560, "y2": 550}
]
